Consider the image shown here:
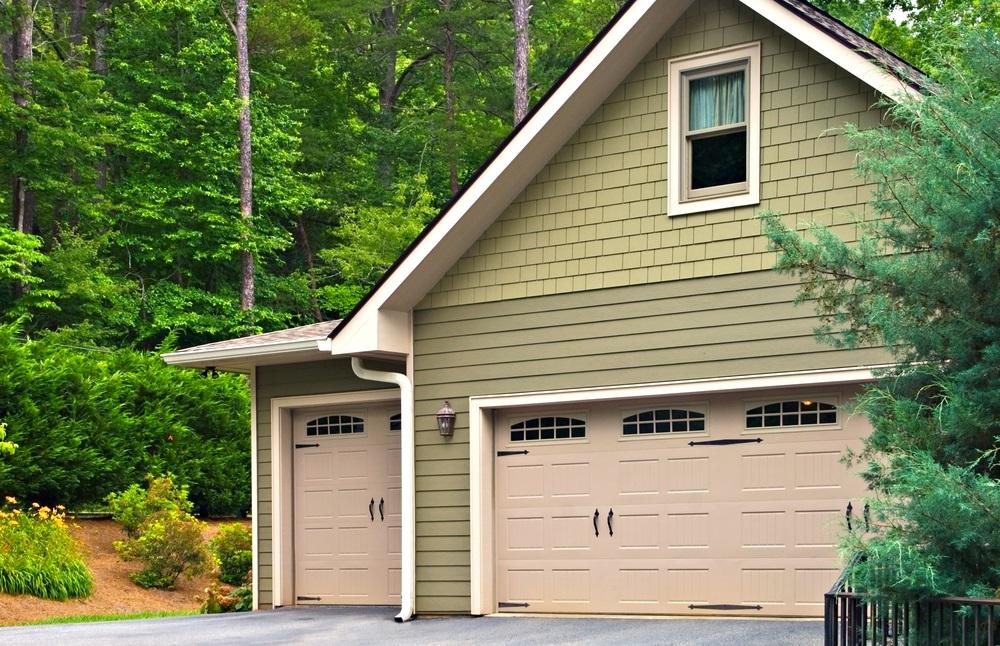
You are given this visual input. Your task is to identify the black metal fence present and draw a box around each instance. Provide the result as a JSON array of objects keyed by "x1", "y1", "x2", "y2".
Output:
[{"x1": 825, "y1": 565, "x2": 1000, "y2": 646}]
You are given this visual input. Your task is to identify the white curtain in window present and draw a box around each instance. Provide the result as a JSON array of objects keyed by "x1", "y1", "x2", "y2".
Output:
[{"x1": 689, "y1": 70, "x2": 745, "y2": 130}]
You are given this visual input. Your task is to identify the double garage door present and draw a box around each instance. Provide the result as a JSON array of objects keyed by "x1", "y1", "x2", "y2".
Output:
[{"x1": 495, "y1": 388, "x2": 868, "y2": 617}]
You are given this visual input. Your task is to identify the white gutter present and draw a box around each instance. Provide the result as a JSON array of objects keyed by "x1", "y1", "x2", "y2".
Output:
[{"x1": 350, "y1": 357, "x2": 415, "y2": 622}]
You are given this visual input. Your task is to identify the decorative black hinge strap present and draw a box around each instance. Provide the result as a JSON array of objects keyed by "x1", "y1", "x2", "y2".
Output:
[
  {"x1": 688, "y1": 604, "x2": 762, "y2": 611},
  {"x1": 295, "y1": 443, "x2": 319, "y2": 449},
  {"x1": 297, "y1": 595, "x2": 321, "y2": 601},
  {"x1": 497, "y1": 450, "x2": 529, "y2": 456},
  {"x1": 498, "y1": 602, "x2": 530, "y2": 608},
  {"x1": 863, "y1": 502, "x2": 870, "y2": 532},
  {"x1": 688, "y1": 437, "x2": 763, "y2": 446},
  {"x1": 846, "y1": 501, "x2": 854, "y2": 532}
]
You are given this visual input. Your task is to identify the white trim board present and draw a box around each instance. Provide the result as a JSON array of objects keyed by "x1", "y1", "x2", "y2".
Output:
[
  {"x1": 468, "y1": 365, "x2": 882, "y2": 615},
  {"x1": 249, "y1": 368, "x2": 259, "y2": 610},
  {"x1": 267, "y1": 388, "x2": 400, "y2": 608}
]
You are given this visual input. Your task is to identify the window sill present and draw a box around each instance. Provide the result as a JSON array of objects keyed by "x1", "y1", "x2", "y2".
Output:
[{"x1": 668, "y1": 191, "x2": 759, "y2": 217}]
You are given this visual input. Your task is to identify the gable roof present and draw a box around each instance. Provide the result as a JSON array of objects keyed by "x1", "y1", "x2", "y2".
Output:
[{"x1": 321, "y1": 0, "x2": 925, "y2": 357}]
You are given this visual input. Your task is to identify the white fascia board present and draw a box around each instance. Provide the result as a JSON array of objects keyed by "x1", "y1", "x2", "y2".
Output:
[
  {"x1": 740, "y1": 0, "x2": 920, "y2": 101},
  {"x1": 327, "y1": 0, "x2": 695, "y2": 355},
  {"x1": 161, "y1": 338, "x2": 327, "y2": 368}
]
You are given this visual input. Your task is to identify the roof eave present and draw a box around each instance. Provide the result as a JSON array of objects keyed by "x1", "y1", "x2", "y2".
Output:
[{"x1": 162, "y1": 338, "x2": 329, "y2": 372}]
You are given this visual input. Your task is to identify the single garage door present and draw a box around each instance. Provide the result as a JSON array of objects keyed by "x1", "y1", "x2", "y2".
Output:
[
  {"x1": 495, "y1": 387, "x2": 869, "y2": 617},
  {"x1": 293, "y1": 404, "x2": 401, "y2": 604}
]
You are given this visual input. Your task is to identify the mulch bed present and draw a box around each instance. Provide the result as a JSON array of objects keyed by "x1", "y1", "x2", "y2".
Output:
[{"x1": 0, "y1": 518, "x2": 248, "y2": 626}]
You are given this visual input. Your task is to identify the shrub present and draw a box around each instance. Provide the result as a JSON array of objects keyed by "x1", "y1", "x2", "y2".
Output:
[
  {"x1": 0, "y1": 322, "x2": 250, "y2": 516},
  {"x1": 209, "y1": 523, "x2": 251, "y2": 585},
  {"x1": 0, "y1": 496, "x2": 93, "y2": 599},
  {"x1": 107, "y1": 474, "x2": 193, "y2": 539},
  {"x1": 114, "y1": 509, "x2": 213, "y2": 589},
  {"x1": 199, "y1": 581, "x2": 252, "y2": 614}
]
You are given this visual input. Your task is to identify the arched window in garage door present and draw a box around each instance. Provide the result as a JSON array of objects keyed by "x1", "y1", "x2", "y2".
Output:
[
  {"x1": 509, "y1": 416, "x2": 586, "y2": 442},
  {"x1": 745, "y1": 399, "x2": 837, "y2": 429},
  {"x1": 305, "y1": 414, "x2": 365, "y2": 436},
  {"x1": 621, "y1": 408, "x2": 706, "y2": 435}
]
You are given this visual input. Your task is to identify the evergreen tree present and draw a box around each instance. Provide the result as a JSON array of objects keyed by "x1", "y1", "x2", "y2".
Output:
[{"x1": 761, "y1": 30, "x2": 1000, "y2": 599}]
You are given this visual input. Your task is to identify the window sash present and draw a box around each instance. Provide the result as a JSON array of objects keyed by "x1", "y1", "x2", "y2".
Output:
[{"x1": 680, "y1": 60, "x2": 750, "y2": 202}]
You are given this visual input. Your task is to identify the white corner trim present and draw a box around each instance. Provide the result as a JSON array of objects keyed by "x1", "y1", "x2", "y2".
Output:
[
  {"x1": 740, "y1": 0, "x2": 920, "y2": 101},
  {"x1": 249, "y1": 368, "x2": 259, "y2": 610},
  {"x1": 467, "y1": 364, "x2": 884, "y2": 613},
  {"x1": 268, "y1": 388, "x2": 400, "y2": 608}
]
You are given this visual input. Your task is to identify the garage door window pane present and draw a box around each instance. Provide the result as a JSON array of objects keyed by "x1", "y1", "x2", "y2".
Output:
[
  {"x1": 306, "y1": 415, "x2": 365, "y2": 436},
  {"x1": 623, "y1": 409, "x2": 705, "y2": 435},
  {"x1": 746, "y1": 400, "x2": 837, "y2": 428},
  {"x1": 511, "y1": 417, "x2": 586, "y2": 442},
  {"x1": 389, "y1": 413, "x2": 401, "y2": 432}
]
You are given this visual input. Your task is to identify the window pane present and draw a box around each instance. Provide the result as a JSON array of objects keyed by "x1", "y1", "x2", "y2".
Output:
[
  {"x1": 689, "y1": 71, "x2": 745, "y2": 130},
  {"x1": 691, "y1": 131, "x2": 746, "y2": 189}
]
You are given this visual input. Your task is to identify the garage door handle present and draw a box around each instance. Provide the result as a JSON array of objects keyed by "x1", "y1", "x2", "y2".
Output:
[
  {"x1": 369, "y1": 498, "x2": 375, "y2": 522},
  {"x1": 593, "y1": 509, "x2": 600, "y2": 537},
  {"x1": 379, "y1": 497, "x2": 384, "y2": 521},
  {"x1": 607, "y1": 508, "x2": 614, "y2": 537}
]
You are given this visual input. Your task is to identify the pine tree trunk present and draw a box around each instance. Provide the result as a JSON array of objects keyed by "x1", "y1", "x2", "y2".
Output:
[
  {"x1": 512, "y1": 0, "x2": 530, "y2": 126},
  {"x1": 93, "y1": 0, "x2": 111, "y2": 190},
  {"x1": 294, "y1": 217, "x2": 323, "y2": 322},
  {"x1": 69, "y1": 0, "x2": 86, "y2": 48},
  {"x1": 376, "y1": 3, "x2": 399, "y2": 187},
  {"x1": 10, "y1": 0, "x2": 34, "y2": 235},
  {"x1": 441, "y1": 0, "x2": 458, "y2": 195},
  {"x1": 235, "y1": 0, "x2": 254, "y2": 311},
  {"x1": 92, "y1": 0, "x2": 110, "y2": 75}
]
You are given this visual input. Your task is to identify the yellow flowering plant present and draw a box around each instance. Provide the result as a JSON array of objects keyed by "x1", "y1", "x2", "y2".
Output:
[{"x1": 0, "y1": 497, "x2": 93, "y2": 599}]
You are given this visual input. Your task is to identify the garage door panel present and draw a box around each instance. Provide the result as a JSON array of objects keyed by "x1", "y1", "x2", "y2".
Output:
[
  {"x1": 293, "y1": 405, "x2": 401, "y2": 605},
  {"x1": 495, "y1": 388, "x2": 869, "y2": 617}
]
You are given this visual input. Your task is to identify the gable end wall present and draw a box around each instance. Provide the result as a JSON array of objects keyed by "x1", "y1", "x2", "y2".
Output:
[{"x1": 409, "y1": 0, "x2": 889, "y2": 614}]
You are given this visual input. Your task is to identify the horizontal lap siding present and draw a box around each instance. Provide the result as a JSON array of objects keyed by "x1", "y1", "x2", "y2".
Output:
[
  {"x1": 412, "y1": 271, "x2": 887, "y2": 613},
  {"x1": 254, "y1": 358, "x2": 400, "y2": 609}
]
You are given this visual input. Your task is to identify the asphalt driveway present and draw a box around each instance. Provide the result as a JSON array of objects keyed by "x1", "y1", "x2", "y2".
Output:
[{"x1": 0, "y1": 606, "x2": 823, "y2": 645}]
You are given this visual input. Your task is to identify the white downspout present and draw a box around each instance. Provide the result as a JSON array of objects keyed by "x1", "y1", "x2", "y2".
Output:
[{"x1": 351, "y1": 357, "x2": 415, "y2": 622}]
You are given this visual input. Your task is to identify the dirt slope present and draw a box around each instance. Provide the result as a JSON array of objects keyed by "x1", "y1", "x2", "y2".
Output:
[{"x1": 0, "y1": 518, "x2": 246, "y2": 626}]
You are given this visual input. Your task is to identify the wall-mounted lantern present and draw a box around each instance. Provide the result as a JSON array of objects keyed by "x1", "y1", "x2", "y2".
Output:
[{"x1": 436, "y1": 401, "x2": 456, "y2": 438}]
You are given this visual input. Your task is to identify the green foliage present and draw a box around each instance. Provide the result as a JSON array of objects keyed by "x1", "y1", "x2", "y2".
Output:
[
  {"x1": 208, "y1": 523, "x2": 252, "y2": 586},
  {"x1": 0, "y1": 498, "x2": 94, "y2": 600},
  {"x1": 810, "y1": 0, "x2": 1000, "y2": 73},
  {"x1": 318, "y1": 175, "x2": 437, "y2": 315},
  {"x1": 0, "y1": 323, "x2": 250, "y2": 516},
  {"x1": 0, "y1": 422, "x2": 16, "y2": 458},
  {"x1": 761, "y1": 31, "x2": 1000, "y2": 599},
  {"x1": 114, "y1": 509, "x2": 213, "y2": 589},
  {"x1": 106, "y1": 474, "x2": 194, "y2": 539}
]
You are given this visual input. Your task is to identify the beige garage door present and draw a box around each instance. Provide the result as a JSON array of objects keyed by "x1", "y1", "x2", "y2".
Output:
[
  {"x1": 293, "y1": 405, "x2": 401, "y2": 604},
  {"x1": 495, "y1": 387, "x2": 869, "y2": 617}
]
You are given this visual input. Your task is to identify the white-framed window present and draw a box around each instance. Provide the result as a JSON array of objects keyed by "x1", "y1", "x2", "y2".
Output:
[{"x1": 668, "y1": 42, "x2": 761, "y2": 216}]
